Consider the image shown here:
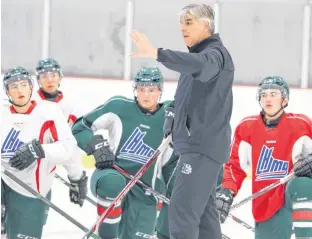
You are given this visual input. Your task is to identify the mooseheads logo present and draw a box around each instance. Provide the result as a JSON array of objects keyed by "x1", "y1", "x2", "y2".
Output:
[
  {"x1": 118, "y1": 127, "x2": 155, "y2": 164},
  {"x1": 1, "y1": 128, "x2": 24, "y2": 161},
  {"x1": 255, "y1": 145, "x2": 289, "y2": 181}
]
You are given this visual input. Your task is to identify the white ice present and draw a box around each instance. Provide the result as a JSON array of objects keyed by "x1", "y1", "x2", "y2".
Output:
[{"x1": 42, "y1": 167, "x2": 295, "y2": 239}]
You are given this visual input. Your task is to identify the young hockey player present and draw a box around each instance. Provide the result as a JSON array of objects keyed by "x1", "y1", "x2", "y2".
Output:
[
  {"x1": 216, "y1": 76, "x2": 312, "y2": 239},
  {"x1": 71, "y1": 66, "x2": 178, "y2": 239},
  {"x1": 1, "y1": 67, "x2": 88, "y2": 238},
  {"x1": 34, "y1": 58, "x2": 80, "y2": 125},
  {"x1": 34, "y1": 58, "x2": 88, "y2": 207}
]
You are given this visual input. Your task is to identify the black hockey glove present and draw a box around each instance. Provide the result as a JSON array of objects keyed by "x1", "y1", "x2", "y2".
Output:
[
  {"x1": 1, "y1": 204, "x2": 5, "y2": 235},
  {"x1": 163, "y1": 101, "x2": 174, "y2": 137},
  {"x1": 9, "y1": 139, "x2": 45, "y2": 171},
  {"x1": 86, "y1": 135, "x2": 115, "y2": 169},
  {"x1": 293, "y1": 153, "x2": 312, "y2": 178},
  {"x1": 216, "y1": 187, "x2": 234, "y2": 223},
  {"x1": 68, "y1": 171, "x2": 88, "y2": 207}
]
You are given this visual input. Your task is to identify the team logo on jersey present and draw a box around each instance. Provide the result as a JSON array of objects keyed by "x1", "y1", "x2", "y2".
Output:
[
  {"x1": 255, "y1": 145, "x2": 289, "y2": 181},
  {"x1": 1, "y1": 128, "x2": 24, "y2": 161},
  {"x1": 118, "y1": 127, "x2": 155, "y2": 164}
]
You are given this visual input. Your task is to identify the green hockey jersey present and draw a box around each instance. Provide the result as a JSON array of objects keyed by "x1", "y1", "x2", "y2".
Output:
[{"x1": 72, "y1": 96, "x2": 178, "y2": 197}]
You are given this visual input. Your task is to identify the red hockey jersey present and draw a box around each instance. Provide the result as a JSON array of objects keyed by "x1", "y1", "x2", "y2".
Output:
[{"x1": 222, "y1": 113, "x2": 312, "y2": 222}]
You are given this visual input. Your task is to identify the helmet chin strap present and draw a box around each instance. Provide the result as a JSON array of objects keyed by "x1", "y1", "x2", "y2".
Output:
[
  {"x1": 260, "y1": 102, "x2": 287, "y2": 118},
  {"x1": 8, "y1": 91, "x2": 33, "y2": 108}
]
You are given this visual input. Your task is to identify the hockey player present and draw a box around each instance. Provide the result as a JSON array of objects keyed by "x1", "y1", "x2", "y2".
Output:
[
  {"x1": 34, "y1": 58, "x2": 79, "y2": 125},
  {"x1": 216, "y1": 76, "x2": 312, "y2": 239},
  {"x1": 34, "y1": 58, "x2": 88, "y2": 207},
  {"x1": 1, "y1": 67, "x2": 88, "y2": 238},
  {"x1": 71, "y1": 66, "x2": 178, "y2": 239}
]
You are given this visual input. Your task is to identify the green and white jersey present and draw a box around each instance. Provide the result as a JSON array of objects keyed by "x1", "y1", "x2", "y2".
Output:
[{"x1": 72, "y1": 96, "x2": 178, "y2": 192}]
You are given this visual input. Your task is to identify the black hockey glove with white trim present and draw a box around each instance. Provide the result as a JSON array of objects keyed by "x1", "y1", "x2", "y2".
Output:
[
  {"x1": 9, "y1": 139, "x2": 45, "y2": 170},
  {"x1": 216, "y1": 187, "x2": 234, "y2": 223},
  {"x1": 86, "y1": 135, "x2": 115, "y2": 169},
  {"x1": 294, "y1": 153, "x2": 312, "y2": 178},
  {"x1": 163, "y1": 101, "x2": 174, "y2": 138},
  {"x1": 68, "y1": 171, "x2": 88, "y2": 207}
]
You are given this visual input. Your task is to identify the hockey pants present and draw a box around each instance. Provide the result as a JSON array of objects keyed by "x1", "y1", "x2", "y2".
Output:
[
  {"x1": 90, "y1": 168, "x2": 158, "y2": 239},
  {"x1": 1, "y1": 179, "x2": 50, "y2": 239}
]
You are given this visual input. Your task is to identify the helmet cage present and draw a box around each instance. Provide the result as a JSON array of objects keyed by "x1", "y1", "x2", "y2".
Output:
[
  {"x1": 256, "y1": 84, "x2": 288, "y2": 102},
  {"x1": 3, "y1": 73, "x2": 34, "y2": 94}
]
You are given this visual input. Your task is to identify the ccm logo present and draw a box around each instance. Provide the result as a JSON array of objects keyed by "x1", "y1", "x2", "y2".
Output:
[
  {"x1": 17, "y1": 234, "x2": 39, "y2": 239},
  {"x1": 135, "y1": 232, "x2": 153, "y2": 238}
]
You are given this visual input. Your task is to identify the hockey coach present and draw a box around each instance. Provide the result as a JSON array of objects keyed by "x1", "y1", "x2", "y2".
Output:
[{"x1": 130, "y1": 3, "x2": 234, "y2": 239}]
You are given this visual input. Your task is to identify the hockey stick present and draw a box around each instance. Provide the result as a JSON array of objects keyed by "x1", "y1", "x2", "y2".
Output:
[
  {"x1": 222, "y1": 233, "x2": 231, "y2": 239},
  {"x1": 229, "y1": 212, "x2": 295, "y2": 235},
  {"x1": 1, "y1": 168, "x2": 100, "y2": 239},
  {"x1": 229, "y1": 213, "x2": 254, "y2": 232},
  {"x1": 57, "y1": 163, "x2": 234, "y2": 239},
  {"x1": 113, "y1": 164, "x2": 170, "y2": 203},
  {"x1": 231, "y1": 172, "x2": 295, "y2": 210},
  {"x1": 54, "y1": 173, "x2": 96, "y2": 206},
  {"x1": 81, "y1": 135, "x2": 172, "y2": 239}
]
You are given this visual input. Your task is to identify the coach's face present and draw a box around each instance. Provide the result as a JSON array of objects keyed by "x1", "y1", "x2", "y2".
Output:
[{"x1": 180, "y1": 14, "x2": 209, "y2": 47}]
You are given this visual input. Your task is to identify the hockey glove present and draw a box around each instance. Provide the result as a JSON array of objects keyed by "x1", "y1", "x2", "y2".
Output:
[
  {"x1": 163, "y1": 101, "x2": 174, "y2": 138},
  {"x1": 9, "y1": 139, "x2": 45, "y2": 171},
  {"x1": 216, "y1": 187, "x2": 234, "y2": 223},
  {"x1": 1, "y1": 204, "x2": 5, "y2": 235},
  {"x1": 294, "y1": 153, "x2": 312, "y2": 178},
  {"x1": 86, "y1": 135, "x2": 115, "y2": 169},
  {"x1": 68, "y1": 171, "x2": 88, "y2": 207}
]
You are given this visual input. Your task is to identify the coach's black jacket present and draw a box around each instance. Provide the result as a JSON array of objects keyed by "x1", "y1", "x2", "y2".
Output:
[{"x1": 157, "y1": 33, "x2": 235, "y2": 163}]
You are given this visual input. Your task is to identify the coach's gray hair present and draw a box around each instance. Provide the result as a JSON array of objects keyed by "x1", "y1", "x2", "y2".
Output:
[{"x1": 179, "y1": 4, "x2": 215, "y2": 34}]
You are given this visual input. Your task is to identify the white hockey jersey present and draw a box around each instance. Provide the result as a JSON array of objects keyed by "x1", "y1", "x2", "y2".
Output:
[
  {"x1": 33, "y1": 89, "x2": 85, "y2": 179},
  {"x1": 34, "y1": 89, "x2": 79, "y2": 126},
  {"x1": 1, "y1": 100, "x2": 77, "y2": 198}
]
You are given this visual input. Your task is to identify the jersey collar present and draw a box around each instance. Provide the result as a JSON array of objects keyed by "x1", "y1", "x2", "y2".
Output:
[
  {"x1": 38, "y1": 89, "x2": 63, "y2": 103},
  {"x1": 10, "y1": 100, "x2": 37, "y2": 114}
]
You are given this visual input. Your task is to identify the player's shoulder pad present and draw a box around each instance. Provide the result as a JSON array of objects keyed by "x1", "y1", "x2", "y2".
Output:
[
  {"x1": 237, "y1": 114, "x2": 259, "y2": 126},
  {"x1": 285, "y1": 113, "x2": 312, "y2": 128},
  {"x1": 85, "y1": 95, "x2": 135, "y2": 117},
  {"x1": 162, "y1": 100, "x2": 173, "y2": 107},
  {"x1": 105, "y1": 95, "x2": 135, "y2": 108},
  {"x1": 35, "y1": 100, "x2": 66, "y2": 120}
]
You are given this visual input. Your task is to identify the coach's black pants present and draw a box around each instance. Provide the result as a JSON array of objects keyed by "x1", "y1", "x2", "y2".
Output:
[{"x1": 169, "y1": 153, "x2": 223, "y2": 239}]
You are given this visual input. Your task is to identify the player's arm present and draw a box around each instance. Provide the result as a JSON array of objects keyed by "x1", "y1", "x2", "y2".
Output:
[
  {"x1": 71, "y1": 98, "x2": 117, "y2": 152},
  {"x1": 157, "y1": 48, "x2": 224, "y2": 80},
  {"x1": 62, "y1": 146, "x2": 88, "y2": 207},
  {"x1": 9, "y1": 105, "x2": 77, "y2": 170},
  {"x1": 216, "y1": 120, "x2": 251, "y2": 223},
  {"x1": 40, "y1": 106, "x2": 78, "y2": 164},
  {"x1": 293, "y1": 115, "x2": 312, "y2": 178}
]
